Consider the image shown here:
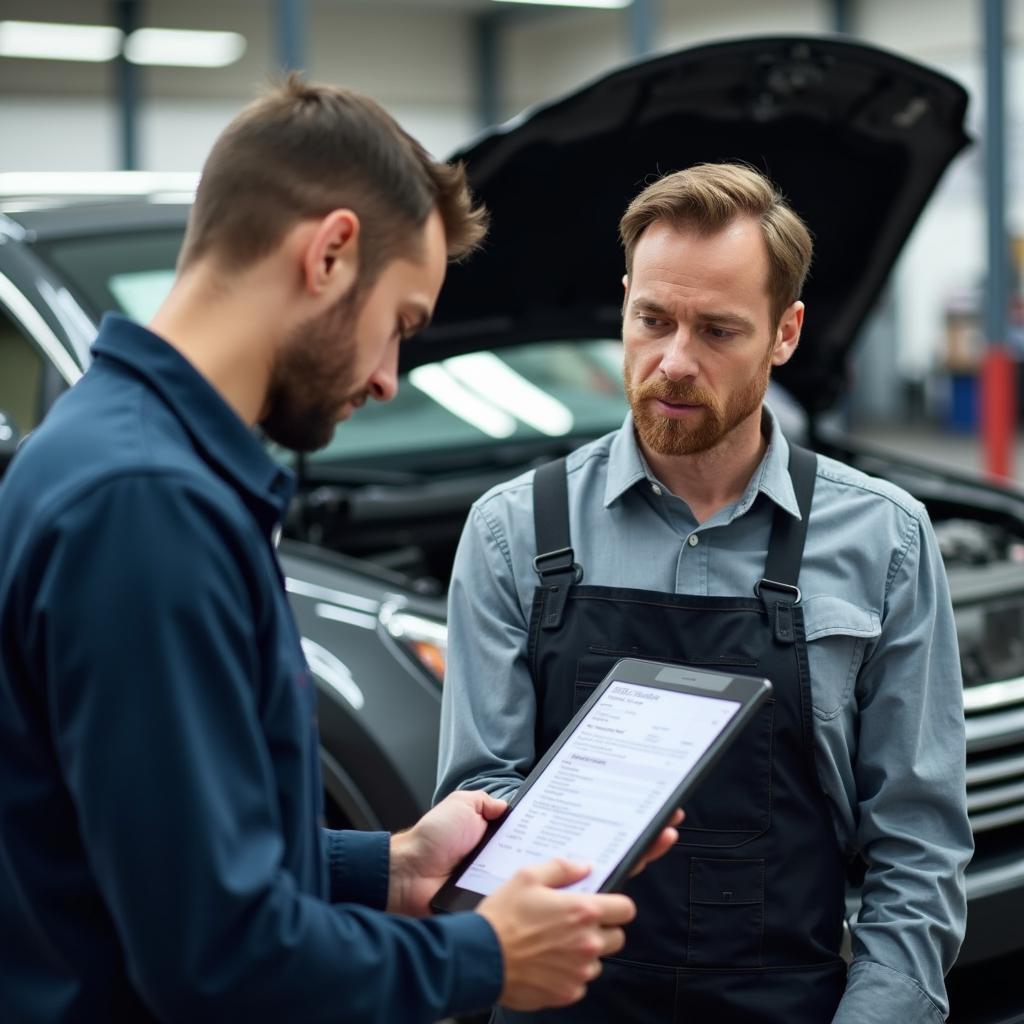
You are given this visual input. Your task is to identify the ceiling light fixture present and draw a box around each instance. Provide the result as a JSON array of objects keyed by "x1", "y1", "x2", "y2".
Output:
[
  {"x1": 0, "y1": 21, "x2": 246, "y2": 68},
  {"x1": 124, "y1": 28, "x2": 246, "y2": 68},
  {"x1": 0, "y1": 20, "x2": 122, "y2": 62},
  {"x1": 492, "y1": 0, "x2": 633, "y2": 9}
]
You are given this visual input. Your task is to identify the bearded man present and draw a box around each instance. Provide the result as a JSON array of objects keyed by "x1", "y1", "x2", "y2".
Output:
[
  {"x1": 0, "y1": 78, "x2": 693, "y2": 1024},
  {"x1": 437, "y1": 163, "x2": 972, "y2": 1024}
]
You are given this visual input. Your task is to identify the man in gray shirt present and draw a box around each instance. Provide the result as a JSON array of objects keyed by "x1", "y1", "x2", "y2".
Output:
[{"x1": 436, "y1": 163, "x2": 972, "y2": 1023}]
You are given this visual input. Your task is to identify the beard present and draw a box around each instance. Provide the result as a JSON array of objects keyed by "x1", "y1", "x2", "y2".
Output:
[
  {"x1": 260, "y1": 288, "x2": 366, "y2": 453},
  {"x1": 624, "y1": 342, "x2": 774, "y2": 457}
]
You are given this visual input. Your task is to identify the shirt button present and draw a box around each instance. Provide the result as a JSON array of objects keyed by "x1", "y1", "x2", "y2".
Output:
[
  {"x1": 687, "y1": 534, "x2": 700, "y2": 547},
  {"x1": 651, "y1": 483, "x2": 662, "y2": 496}
]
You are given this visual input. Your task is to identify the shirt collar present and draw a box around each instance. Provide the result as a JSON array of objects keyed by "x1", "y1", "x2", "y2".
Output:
[
  {"x1": 91, "y1": 314, "x2": 295, "y2": 523},
  {"x1": 603, "y1": 406, "x2": 801, "y2": 520}
]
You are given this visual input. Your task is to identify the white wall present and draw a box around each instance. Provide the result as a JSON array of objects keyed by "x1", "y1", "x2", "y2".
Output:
[
  {"x1": 856, "y1": 1, "x2": 1024, "y2": 383},
  {"x1": 0, "y1": 94, "x2": 474, "y2": 171},
  {"x1": 498, "y1": 0, "x2": 829, "y2": 121},
  {"x1": 0, "y1": 0, "x2": 479, "y2": 168}
]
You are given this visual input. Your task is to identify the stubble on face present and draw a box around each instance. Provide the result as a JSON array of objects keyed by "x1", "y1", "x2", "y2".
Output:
[
  {"x1": 260, "y1": 287, "x2": 367, "y2": 452},
  {"x1": 624, "y1": 335, "x2": 775, "y2": 457}
]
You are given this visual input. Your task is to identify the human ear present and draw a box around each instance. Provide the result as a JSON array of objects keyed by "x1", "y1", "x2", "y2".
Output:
[
  {"x1": 772, "y1": 301, "x2": 804, "y2": 367},
  {"x1": 301, "y1": 208, "x2": 360, "y2": 300}
]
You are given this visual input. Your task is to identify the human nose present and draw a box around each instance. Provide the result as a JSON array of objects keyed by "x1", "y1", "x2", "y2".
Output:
[
  {"x1": 367, "y1": 338, "x2": 400, "y2": 403},
  {"x1": 658, "y1": 327, "x2": 699, "y2": 382}
]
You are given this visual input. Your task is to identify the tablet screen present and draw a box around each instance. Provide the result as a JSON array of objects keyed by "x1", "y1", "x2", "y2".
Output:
[{"x1": 454, "y1": 679, "x2": 742, "y2": 896}]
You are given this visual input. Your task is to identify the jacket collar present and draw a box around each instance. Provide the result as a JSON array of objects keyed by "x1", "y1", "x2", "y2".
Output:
[{"x1": 91, "y1": 314, "x2": 295, "y2": 526}]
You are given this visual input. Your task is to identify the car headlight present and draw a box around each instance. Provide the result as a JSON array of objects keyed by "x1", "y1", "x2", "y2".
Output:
[{"x1": 379, "y1": 601, "x2": 447, "y2": 684}]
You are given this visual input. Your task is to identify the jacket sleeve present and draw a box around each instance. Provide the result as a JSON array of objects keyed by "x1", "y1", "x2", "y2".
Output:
[
  {"x1": 832, "y1": 507, "x2": 973, "y2": 1024},
  {"x1": 25, "y1": 473, "x2": 503, "y2": 1024},
  {"x1": 323, "y1": 828, "x2": 390, "y2": 908}
]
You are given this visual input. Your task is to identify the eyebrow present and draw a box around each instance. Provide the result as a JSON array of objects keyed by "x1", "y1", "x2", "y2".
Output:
[
  {"x1": 629, "y1": 297, "x2": 674, "y2": 319},
  {"x1": 697, "y1": 311, "x2": 757, "y2": 333}
]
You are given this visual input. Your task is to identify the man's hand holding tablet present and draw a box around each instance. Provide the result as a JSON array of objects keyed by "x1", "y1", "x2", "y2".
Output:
[
  {"x1": 388, "y1": 788, "x2": 681, "y2": 1011},
  {"x1": 475, "y1": 811, "x2": 684, "y2": 1009}
]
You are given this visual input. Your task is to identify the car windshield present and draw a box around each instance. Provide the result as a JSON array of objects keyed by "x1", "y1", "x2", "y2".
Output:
[
  {"x1": 311, "y1": 339, "x2": 628, "y2": 464},
  {"x1": 35, "y1": 228, "x2": 631, "y2": 465}
]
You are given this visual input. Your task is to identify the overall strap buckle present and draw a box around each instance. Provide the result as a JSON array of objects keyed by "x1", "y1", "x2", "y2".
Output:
[
  {"x1": 533, "y1": 546, "x2": 577, "y2": 578},
  {"x1": 756, "y1": 444, "x2": 817, "y2": 645},
  {"x1": 754, "y1": 578, "x2": 801, "y2": 644},
  {"x1": 534, "y1": 547, "x2": 583, "y2": 631}
]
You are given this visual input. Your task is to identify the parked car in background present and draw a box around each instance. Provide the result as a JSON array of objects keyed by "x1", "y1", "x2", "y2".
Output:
[{"x1": 1, "y1": 36, "x2": 1023, "y2": 997}]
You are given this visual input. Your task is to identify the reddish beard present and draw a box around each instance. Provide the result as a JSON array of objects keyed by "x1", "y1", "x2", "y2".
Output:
[{"x1": 624, "y1": 344, "x2": 774, "y2": 456}]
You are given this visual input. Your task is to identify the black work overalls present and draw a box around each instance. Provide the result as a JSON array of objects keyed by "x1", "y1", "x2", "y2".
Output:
[{"x1": 494, "y1": 445, "x2": 847, "y2": 1024}]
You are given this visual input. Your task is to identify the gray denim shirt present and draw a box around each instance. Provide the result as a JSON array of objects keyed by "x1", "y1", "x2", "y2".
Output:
[{"x1": 437, "y1": 408, "x2": 972, "y2": 1024}]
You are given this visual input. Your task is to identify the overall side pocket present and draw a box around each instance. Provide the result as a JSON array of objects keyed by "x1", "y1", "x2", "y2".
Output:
[{"x1": 687, "y1": 857, "x2": 765, "y2": 967}]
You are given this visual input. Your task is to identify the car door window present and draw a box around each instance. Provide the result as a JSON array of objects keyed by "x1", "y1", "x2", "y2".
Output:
[{"x1": 0, "y1": 307, "x2": 48, "y2": 440}]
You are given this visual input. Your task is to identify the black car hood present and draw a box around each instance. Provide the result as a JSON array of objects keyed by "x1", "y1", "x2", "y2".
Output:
[{"x1": 413, "y1": 35, "x2": 970, "y2": 416}]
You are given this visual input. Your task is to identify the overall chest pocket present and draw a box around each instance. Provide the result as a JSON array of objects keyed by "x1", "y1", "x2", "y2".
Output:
[
  {"x1": 575, "y1": 649, "x2": 774, "y2": 847},
  {"x1": 801, "y1": 595, "x2": 881, "y2": 720}
]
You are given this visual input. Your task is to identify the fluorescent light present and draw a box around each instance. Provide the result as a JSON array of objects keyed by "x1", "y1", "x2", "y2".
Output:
[
  {"x1": 492, "y1": 0, "x2": 633, "y2": 8},
  {"x1": 124, "y1": 28, "x2": 245, "y2": 68},
  {"x1": 444, "y1": 352, "x2": 575, "y2": 437},
  {"x1": 0, "y1": 21, "x2": 246, "y2": 68},
  {"x1": 409, "y1": 364, "x2": 518, "y2": 438},
  {"x1": 0, "y1": 20, "x2": 122, "y2": 62}
]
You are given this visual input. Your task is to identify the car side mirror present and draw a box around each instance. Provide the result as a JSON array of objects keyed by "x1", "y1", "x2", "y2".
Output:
[{"x1": 0, "y1": 409, "x2": 21, "y2": 478}]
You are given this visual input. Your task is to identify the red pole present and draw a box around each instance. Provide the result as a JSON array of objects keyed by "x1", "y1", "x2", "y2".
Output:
[{"x1": 981, "y1": 345, "x2": 1016, "y2": 480}]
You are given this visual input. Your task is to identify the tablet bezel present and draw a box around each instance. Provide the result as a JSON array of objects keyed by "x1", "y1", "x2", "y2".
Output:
[{"x1": 431, "y1": 657, "x2": 772, "y2": 914}]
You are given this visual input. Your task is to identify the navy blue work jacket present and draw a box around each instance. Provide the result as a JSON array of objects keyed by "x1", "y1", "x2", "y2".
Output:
[{"x1": 0, "y1": 315, "x2": 501, "y2": 1022}]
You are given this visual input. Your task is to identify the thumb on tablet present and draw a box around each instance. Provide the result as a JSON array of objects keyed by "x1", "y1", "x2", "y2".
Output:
[{"x1": 526, "y1": 858, "x2": 592, "y2": 889}]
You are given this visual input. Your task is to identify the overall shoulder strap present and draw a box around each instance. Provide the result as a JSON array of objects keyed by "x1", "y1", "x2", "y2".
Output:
[
  {"x1": 532, "y1": 457, "x2": 580, "y2": 631},
  {"x1": 757, "y1": 443, "x2": 817, "y2": 643},
  {"x1": 533, "y1": 457, "x2": 571, "y2": 560}
]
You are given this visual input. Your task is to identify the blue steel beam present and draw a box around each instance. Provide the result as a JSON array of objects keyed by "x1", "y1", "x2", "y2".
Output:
[
  {"x1": 276, "y1": 0, "x2": 307, "y2": 73},
  {"x1": 984, "y1": 0, "x2": 1008, "y2": 348},
  {"x1": 831, "y1": 0, "x2": 852, "y2": 34},
  {"x1": 113, "y1": 0, "x2": 140, "y2": 171},
  {"x1": 476, "y1": 12, "x2": 501, "y2": 129},
  {"x1": 981, "y1": 0, "x2": 1014, "y2": 478},
  {"x1": 628, "y1": 0, "x2": 654, "y2": 56}
]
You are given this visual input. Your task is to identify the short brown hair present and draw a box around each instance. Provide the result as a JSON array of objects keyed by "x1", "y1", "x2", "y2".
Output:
[
  {"x1": 619, "y1": 163, "x2": 812, "y2": 325},
  {"x1": 179, "y1": 74, "x2": 488, "y2": 279}
]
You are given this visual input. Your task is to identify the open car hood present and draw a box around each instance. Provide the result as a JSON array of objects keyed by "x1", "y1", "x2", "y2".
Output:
[{"x1": 413, "y1": 35, "x2": 970, "y2": 416}]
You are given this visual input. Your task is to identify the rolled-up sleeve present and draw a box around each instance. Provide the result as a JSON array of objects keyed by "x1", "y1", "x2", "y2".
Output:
[
  {"x1": 25, "y1": 473, "x2": 503, "y2": 1024},
  {"x1": 436, "y1": 502, "x2": 535, "y2": 803},
  {"x1": 833, "y1": 507, "x2": 973, "y2": 1024},
  {"x1": 324, "y1": 829, "x2": 389, "y2": 908}
]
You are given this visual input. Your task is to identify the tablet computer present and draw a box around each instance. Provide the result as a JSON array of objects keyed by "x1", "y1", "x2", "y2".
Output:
[{"x1": 432, "y1": 658, "x2": 772, "y2": 913}]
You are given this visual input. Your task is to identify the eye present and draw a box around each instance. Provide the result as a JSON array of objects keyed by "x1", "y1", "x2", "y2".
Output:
[
  {"x1": 637, "y1": 314, "x2": 666, "y2": 330},
  {"x1": 705, "y1": 325, "x2": 736, "y2": 340}
]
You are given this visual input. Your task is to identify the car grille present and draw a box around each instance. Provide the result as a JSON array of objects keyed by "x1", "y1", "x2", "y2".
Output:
[{"x1": 964, "y1": 678, "x2": 1024, "y2": 859}]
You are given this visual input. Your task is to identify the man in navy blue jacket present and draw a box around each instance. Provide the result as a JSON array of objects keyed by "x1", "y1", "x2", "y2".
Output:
[{"x1": 0, "y1": 77, "x2": 677, "y2": 1023}]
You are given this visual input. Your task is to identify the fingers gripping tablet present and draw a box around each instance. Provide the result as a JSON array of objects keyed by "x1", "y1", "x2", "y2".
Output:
[{"x1": 432, "y1": 658, "x2": 772, "y2": 912}]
